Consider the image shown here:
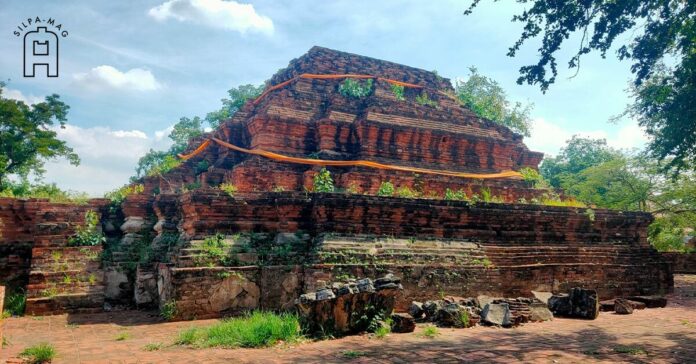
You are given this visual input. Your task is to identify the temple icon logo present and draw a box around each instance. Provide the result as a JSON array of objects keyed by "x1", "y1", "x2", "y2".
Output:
[{"x1": 23, "y1": 26, "x2": 59, "y2": 77}]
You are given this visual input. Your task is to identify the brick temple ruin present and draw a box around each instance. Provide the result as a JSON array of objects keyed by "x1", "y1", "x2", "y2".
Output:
[{"x1": 0, "y1": 47, "x2": 673, "y2": 318}]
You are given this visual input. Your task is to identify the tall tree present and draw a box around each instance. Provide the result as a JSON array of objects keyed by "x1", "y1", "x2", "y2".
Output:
[
  {"x1": 465, "y1": 1, "x2": 696, "y2": 172},
  {"x1": 0, "y1": 82, "x2": 79, "y2": 187},
  {"x1": 455, "y1": 66, "x2": 533, "y2": 136},
  {"x1": 539, "y1": 136, "x2": 621, "y2": 188}
]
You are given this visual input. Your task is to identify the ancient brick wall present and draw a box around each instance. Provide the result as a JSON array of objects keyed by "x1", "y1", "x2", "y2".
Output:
[
  {"x1": 0, "y1": 198, "x2": 109, "y2": 314},
  {"x1": 662, "y1": 252, "x2": 696, "y2": 274},
  {"x1": 150, "y1": 190, "x2": 672, "y2": 319}
]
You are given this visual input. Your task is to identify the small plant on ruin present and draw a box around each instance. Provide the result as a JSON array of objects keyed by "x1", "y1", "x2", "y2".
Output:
[
  {"x1": 456, "y1": 310, "x2": 470, "y2": 328},
  {"x1": 480, "y1": 187, "x2": 493, "y2": 203},
  {"x1": 143, "y1": 342, "x2": 165, "y2": 351},
  {"x1": 519, "y1": 167, "x2": 549, "y2": 188},
  {"x1": 3, "y1": 291, "x2": 26, "y2": 317},
  {"x1": 161, "y1": 301, "x2": 177, "y2": 321},
  {"x1": 20, "y1": 343, "x2": 56, "y2": 363},
  {"x1": 339, "y1": 78, "x2": 374, "y2": 98},
  {"x1": 88, "y1": 273, "x2": 97, "y2": 285},
  {"x1": 419, "y1": 325, "x2": 440, "y2": 338},
  {"x1": 185, "y1": 181, "x2": 202, "y2": 191},
  {"x1": 377, "y1": 181, "x2": 395, "y2": 196},
  {"x1": 219, "y1": 183, "x2": 238, "y2": 197},
  {"x1": 395, "y1": 186, "x2": 419, "y2": 199},
  {"x1": 105, "y1": 183, "x2": 144, "y2": 211},
  {"x1": 62, "y1": 275, "x2": 72, "y2": 284},
  {"x1": 415, "y1": 91, "x2": 438, "y2": 107},
  {"x1": 41, "y1": 287, "x2": 59, "y2": 298},
  {"x1": 272, "y1": 186, "x2": 286, "y2": 192},
  {"x1": 217, "y1": 271, "x2": 232, "y2": 279},
  {"x1": 195, "y1": 159, "x2": 210, "y2": 174},
  {"x1": 585, "y1": 208, "x2": 596, "y2": 222},
  {"x1": 175, "y1": 311, "x2": 301, "y2": 348},
  {"x1": 313, "y1": 168, "x2": 335, "y2": 193},
  {"x1": 390, "y1": 84, "x2": 405, "y2": 101},
  {"x1": 67, "y1": 210, "x2": 105, "y2": 247},
  {"x1": 196, "y1": 234, "x2": 229, "y2": 266},
  {"x1": 444, "y1": 188, "x2": 468, "y2": 201},
  {"x1": 346, "y1": 182, "x2": 361, "y2": 194}
]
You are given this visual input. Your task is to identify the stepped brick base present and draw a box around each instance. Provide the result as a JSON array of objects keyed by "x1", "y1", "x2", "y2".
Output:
[{"x1": 153, "y1": 190, "x2": 672, "y2": 319}]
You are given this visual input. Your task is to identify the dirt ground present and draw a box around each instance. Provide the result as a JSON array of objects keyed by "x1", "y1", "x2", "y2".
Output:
[{"x1": 2, "y1": 274, "x2": 695, "y2": 364}]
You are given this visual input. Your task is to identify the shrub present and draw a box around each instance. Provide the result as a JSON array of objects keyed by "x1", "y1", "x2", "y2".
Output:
[
  {"x1": 115, "y1": 332, "x2": 131, "y2": 341},
  {"x1": 3, "y1": 291, "x2": 26, "y2": 317},
  {"x1": 196, "y1": 234, "x2": 229, "y2": 266},
  {"x1": 339, "y1": 78, "x2": 374, "y2": 98},
  {"x1": 219, "y1": 183, "x2": 237, "y2": 197},
  {"x1": 67, "y1": 210, "x2": 105, "y2": 247},
  {"x1": 313, "y1": 168, "x2": 335, "y2": 193},
  {"x1": 395, "y1": 186, "x2": 419, "y2": 198},
  {"x1": 444, "y1": 188, "x2": 468, "y2": 201},
  {"x1": 377, "y1": 181, "x2": 395, "y2": 197},
  {"x1": 415, "y1": 92, "x2": 438, "y2": 107},
  {"x1": 175, "y1": 311, "x2": 301, "y2": 348},
  {"x1": 105, "y1": 184, "x2": 144, "y2": 207},
  {"x1": 519, "y1": 167, "x2": 548, "y2": 188},
  {"x1": 161, "y1": 301, "x2": 177, "y2": 321},
  {"x1": 390, "y1": 84, "x2": 405, "y2": 101},
  {"x1": 20, "y1": 343, "x2": 56, "y2": 363}
]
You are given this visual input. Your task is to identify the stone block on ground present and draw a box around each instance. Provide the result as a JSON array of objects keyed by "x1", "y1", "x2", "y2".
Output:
[
  {"x1": 626, "y1": 295, "x2": 667, "y2": 308},
  {"x1": 435, "y1": 303, "x2": 477, "y2": 328},
  {"x1": 548, "y1": 288, "x2": 599, "y2": 320},
  {"x1": 481, "y1": 302, "x2": 511, "y2": 327},
  {"x1": 423, "y1": 300, "x2": 444, "y2": 321},
  {"x1": 614, "y1": 298, "x2": 634, "y2": 315},
  {"x1": 390, "y1": 313, "x2": 415, "y2": 333},
  {"x1": 409, "y1": 301, "x2": 424, "y2": 320},
  {"x1": 295, "y1": 274, "x2": 402, "y2": 336}
]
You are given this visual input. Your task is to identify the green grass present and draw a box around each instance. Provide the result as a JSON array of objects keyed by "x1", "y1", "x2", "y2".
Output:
[
  {"x1": 114, "y1": 332, "x2": 131, "y2": 341},
  {"x1": 20, "y1": 343, "x2": 56, "y2": 363},
  {"x1": 142, "y1": 342, "x2": 164, "y2": 351},
  {"x1": 175, "y1": 311, "x2": 301, "y2": 348},
  {"x1": 373, "y1": 324, "x2": 390, "y2": 339},
  {"x1": 342, "y1": 349, "x2": 367, "y2": 359},
  {"x1": 614, "y1": 345, "x2": 647, "y2": 355},
  {"x1": 419, "y1": 325, "x2": 440, "y2": 338},
  {"x1": 3, "y1": 292, "x2": 27, "y2": 317}
]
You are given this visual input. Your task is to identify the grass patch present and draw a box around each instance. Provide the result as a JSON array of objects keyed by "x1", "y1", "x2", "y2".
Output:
[
  {"x1": 3, "y1": 292, "x2": 27, "y2": 317},
  {"x1": 142, "y1": 342, "x2": 164, "y2": 351},
  {"x1": 20, "y1": 343, "x2": 56, "y2": 363},
  {"x1": 114, "y1": 332, "x2": 131, "y2": 341},
  {"x1": 342, "y1": 349, "x2": 367, "y2": 359},
  {"x1": 419, "y1": 325, "x2": 439, "y2": 338},
  {"x1": 175, "y1": 311, "x2": 301, "y2": 348},
  {"x1": 614, "y1": 345, "x2": 647, "y2": 355}
]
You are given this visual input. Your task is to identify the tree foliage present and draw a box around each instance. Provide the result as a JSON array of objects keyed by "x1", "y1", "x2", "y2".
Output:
[
  {"x1": 0, "y1": 82, "x2": 79, "y2": 187},
  {"x1": 205, "y1": 84, "x2": 264, "y2": 129},
  {"x1": 541, "y1": 136, "x2": 696, "y2": 251},
  {"x1": 465, "y1": 0, "x2": 696, "y2": 173},
  {"x1": 455, "y1": 67, "x2": 532, "y2": 136}
]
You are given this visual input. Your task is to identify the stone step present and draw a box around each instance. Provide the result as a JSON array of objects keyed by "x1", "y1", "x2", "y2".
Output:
[{"x1": 25, "y1": 292, "x2": 105, "y2": 316}]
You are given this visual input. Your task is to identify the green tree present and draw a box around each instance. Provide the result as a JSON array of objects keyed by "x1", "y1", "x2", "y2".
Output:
[
  {"x1": 455, "y1": 67, "x2": 532, "y2": 136},
  {"x1": 205, "y1": 84, "x2": 264, "y2": 129},
  {"x1": 465, "y1": 1, "x2": 696, "y2": 173},
  {"x1": 169, "y1": 116, "x2": 204, "y2": 154},
  {"x1": 0, "y1": 82, "x2": 79, "y2": 187},
  {"x1": 539, "y1": 136, "x2": 621, "y2": 188}
]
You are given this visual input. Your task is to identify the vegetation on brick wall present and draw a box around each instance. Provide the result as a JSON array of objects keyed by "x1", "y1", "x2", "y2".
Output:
[
  {"x1": 377, "y1": 181, "x2": 395, "y2": 197},
  {"x1": 219, "y1": 183, "x2": 238, "y2": 197},
  {"x1": 390, "y1": 84, "x2": 405, "y2": 101},
  {"x1": 339, "y1": 78, "x2": 374, "y2": 98},
  {"x1": 415, "y1": 91, "x2": 438, "y2": 108},
  {"x1": 67, "y1": 210, "x2": 106, "y2": 247},
  {"x1": 312, "y1": 168, "x2": 335, "y2": 193}
]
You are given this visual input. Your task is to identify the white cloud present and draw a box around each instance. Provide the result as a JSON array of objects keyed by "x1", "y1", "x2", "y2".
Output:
[
  {"x1": 148, "y1": 0, "x2": 274, "y2": 35},
  {"x1": 3, "y1": 88, "x2": 44, "y2": 105},
  {"x1": 41, "y1": 124, "x2": 174, "y2": 196},
  {"x1": 526, "y1": 118, "x2": 648, "y2": 157},
  {"x1": 73, "y1": 65, "x2": 162, "y2": 91}
]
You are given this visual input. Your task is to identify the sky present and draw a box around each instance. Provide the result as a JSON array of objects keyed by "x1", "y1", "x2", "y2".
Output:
[{"x1": 1, "y1": 0, "x2": 647, "y2": 195}]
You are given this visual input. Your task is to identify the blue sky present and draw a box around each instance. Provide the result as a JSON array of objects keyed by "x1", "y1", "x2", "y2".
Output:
[{"x1": 1, "y1": 0, "x2": 647, "y2": 195}]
